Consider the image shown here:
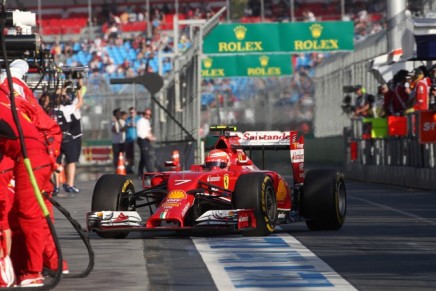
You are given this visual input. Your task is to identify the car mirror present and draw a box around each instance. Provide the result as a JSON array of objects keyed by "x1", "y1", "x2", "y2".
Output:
[
  {"x1": 164, "y1": 161, "x2": 176, "y2": 167},
  {"x1": 236, "y1": 159, "x2": 252, "y2": 166}
]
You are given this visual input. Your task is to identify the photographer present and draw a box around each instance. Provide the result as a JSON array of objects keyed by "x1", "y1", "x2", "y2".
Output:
[
  {"x1": 52, "y1": 79, "x2": 84, "y2": 194},
  {"x1": 353, "y1": 85, "x2": 372, "y2": 117}
]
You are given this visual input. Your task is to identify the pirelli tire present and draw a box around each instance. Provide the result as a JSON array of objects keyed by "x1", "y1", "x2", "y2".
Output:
[
  {"x1": 302, "y1": 169, "x2": 346, "y2": 230},
  {"x1": 233, "y1": 173, "x2": 278, "y2": 236},
  {"x1": 91, "y1": 174, "x2": 136, "y2": 239}
]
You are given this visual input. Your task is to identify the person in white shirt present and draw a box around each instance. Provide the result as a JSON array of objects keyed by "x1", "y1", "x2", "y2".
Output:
[
  {"x1": 136, "y1": 108, "x2": 156, "y2": 178},
  {"x1": 53, "y1": 80, "x2": 84, "y2": 193}
]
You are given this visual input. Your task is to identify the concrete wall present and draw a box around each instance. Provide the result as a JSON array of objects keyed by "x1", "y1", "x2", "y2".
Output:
[{"x1": 305, "y1": 135, "x2": 345, "y2": 165}]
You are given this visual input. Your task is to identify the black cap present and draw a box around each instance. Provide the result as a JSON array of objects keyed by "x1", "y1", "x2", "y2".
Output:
[
  {"x1": 354, "y1": 84, "x2": 362, "y2": 91},
  {"x1": 112, "y1": 108, "x2": 121, "y2": 116},
  {"x1": 414, "y1": 68, "x2": 424, "y2": 76},
  {"x1": 397, "y1": 69, "x2": 409, "y2": 76}
]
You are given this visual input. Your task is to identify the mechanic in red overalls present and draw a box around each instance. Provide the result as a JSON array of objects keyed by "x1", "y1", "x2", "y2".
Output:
[
  {"x1": 0, "y1": 154, "x2": 15, "y2": 287},
  {"x1": 0, "y1": 95, "x2": 54, "y2": 287},
  {"x1": 408, "y1": 69, "x2": 430, "y2": 112},
  {"x1": 0, "y1": 59, "x2": 64, "y2": 286}
]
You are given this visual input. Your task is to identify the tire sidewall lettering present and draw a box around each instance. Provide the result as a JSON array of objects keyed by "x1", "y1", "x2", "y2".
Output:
[
  {"x1": 261, "y1": 176, "x2": 275, "y2": 229},
  {"x1": 122, "y1": 180, "x2": 132, "y2": 192}
]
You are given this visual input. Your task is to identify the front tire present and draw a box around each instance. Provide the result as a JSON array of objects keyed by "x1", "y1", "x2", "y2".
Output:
[
  {"x1": 233, "y1": 173, "x2": 277, "y2": 236},
  {"x1": 92, "y1": 174, "x2": 136, "y2": 238},
  {"x1": 302, "y1": 169, "x2": 346, "y2": 230}
]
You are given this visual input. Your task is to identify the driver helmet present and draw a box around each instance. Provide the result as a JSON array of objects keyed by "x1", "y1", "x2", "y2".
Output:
[{"x1": 205, "y1": 149, "x2": 230, "y2": 170}]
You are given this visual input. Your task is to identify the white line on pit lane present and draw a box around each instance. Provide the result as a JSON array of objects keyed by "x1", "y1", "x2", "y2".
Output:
[
  {"x1": 193, "y1": 233, "x2": 356, "y2": 291},
  {"x1": 350, "y1": 196, "x2": 436, "y2": 227}
]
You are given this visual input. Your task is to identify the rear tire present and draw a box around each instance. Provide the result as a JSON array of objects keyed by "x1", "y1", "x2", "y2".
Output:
[
  {"x1": 302, "y1": 169, "x2": 346, "y2": 230},
  {"x1": 233, "y1": 173, "x2": 277, "y2": 236},
  {"x1": 92, "y1": 174, "x2": 136, "y2": 238}
]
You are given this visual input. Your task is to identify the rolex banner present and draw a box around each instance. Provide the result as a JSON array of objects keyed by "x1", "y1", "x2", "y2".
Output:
[
  {"x1": 201, "y1": 54, "x2": 293, "y2": 78},
  {"x1": 203, "y1": 21, "x2": 354, "y2": 54}
]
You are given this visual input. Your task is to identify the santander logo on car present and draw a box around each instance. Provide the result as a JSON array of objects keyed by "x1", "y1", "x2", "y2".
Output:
[{"x1": 234, "y1": 131, "x2": 290, "y2": 146}]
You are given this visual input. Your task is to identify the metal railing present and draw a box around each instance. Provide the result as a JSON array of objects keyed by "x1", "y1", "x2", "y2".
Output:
[{"x1": 345, "y1": 113, "x2": 435, "y2": 169}]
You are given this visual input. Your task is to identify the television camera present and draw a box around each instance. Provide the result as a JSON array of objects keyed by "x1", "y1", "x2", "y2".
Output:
[
  {"x1": 0, "y1": 9, "x2": 43, "y2": 63},
  {"x1": 341, "y1": 85, "x2": 358, "y2": 116},
  {"x1": 0, "y1": 8, "x2": 88, "y2": 102}
]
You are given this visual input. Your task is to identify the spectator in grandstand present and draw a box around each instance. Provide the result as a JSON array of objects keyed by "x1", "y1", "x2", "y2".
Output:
[
  {"x1": 151, "y1": 7, "x2": 164, "y2": 29},
  {"x1": 104, "y1": 23, "x2": 119, "y2": 45},
  {"x1": 137, "y1": 108, "x2": 157, "y2": 178},
  {"x1": 119, "y1": 10, "x2": 130, "y2": 24},
  {"x1": 125, "y1": 107, "x2": 140, "y2": 174},
  {"x1": 353, "y1": 85, "x2": 371, "y2": 117},
  {"x1": 109, "y1": 12, "x2": 121, "y2": 25},
  {"x1": 89, "y1": 52, "x2": 102, "y2": 73},
  {"x1": 105, "y1": 58, "x2": 117, "y2": 75},
  {"x1": 50, "y1": 41, "x2": 62, "y2": 61},
  {"x1": 111, "y1": 108, "x2": 126, "y2": 170},
  {"x1": 161, "y1": 3, "x2": 171, "y2": 15},
  {"x1": 302, "y1": 9, "x2": 316, "y2": 22}
]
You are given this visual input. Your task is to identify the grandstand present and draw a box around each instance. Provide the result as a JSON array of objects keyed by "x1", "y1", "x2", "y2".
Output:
[{"x1": 15, "y1": 1, "x2": 387, "y2": 39}]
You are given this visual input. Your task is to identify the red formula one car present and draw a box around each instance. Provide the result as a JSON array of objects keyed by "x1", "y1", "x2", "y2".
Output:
[{"x1": 87, "y1": 126, "x2": 346, "y2": 238}]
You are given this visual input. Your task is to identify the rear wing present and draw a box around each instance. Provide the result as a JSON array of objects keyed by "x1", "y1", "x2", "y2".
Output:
[{"x1": 209, "y1": 126, "x2": 305, "y2": 184}]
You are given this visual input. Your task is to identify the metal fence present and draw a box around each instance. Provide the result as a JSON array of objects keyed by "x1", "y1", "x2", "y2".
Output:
[{"x1": 345, "y1": 113, "x2": 435, "y2": 169}]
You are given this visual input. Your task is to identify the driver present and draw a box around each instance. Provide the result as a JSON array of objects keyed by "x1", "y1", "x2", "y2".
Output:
[{"x1": 205, "y1": 149, "x2": 230, "y2": 170}]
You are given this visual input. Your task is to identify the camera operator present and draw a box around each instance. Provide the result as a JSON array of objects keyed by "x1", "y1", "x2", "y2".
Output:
[
  {"x1": 353, "y1": 85, "x2": 372, "y2": 117},
  {"x1": 52, "y1": 79, "x2": 84, "y2": 194}
]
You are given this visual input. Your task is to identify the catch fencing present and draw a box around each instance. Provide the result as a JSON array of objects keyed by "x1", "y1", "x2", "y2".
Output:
[{"x1": 79, "y1": 13, "x2": 219, "y2": 167}]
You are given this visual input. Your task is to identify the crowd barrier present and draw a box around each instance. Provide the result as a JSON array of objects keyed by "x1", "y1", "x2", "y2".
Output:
[
  {"x1": 79, "y1": 141, "x2": 195, "y2": 172},
  {"x1": 345, "y1": 111, "x2": 436, "y2": 190}
]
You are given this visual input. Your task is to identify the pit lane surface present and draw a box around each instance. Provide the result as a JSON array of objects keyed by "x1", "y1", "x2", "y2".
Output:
[{"x1": 51, "y1": 166, "x2": 436, "y2": 290}]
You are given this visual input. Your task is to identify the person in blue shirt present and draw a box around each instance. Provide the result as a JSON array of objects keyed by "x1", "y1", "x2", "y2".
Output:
[{"x1": 125, "y1": 107, "x2": 140, "y2": 174}]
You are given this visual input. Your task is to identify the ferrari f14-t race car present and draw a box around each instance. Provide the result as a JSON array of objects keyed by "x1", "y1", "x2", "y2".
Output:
[{"x1": 87, "y1": 126, "x2": 346, "y2": 238}]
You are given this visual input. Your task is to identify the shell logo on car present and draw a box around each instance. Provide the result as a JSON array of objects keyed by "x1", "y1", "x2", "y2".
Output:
[{"x1": 167, "y1": 190, "x2": 187, "y2": 199}]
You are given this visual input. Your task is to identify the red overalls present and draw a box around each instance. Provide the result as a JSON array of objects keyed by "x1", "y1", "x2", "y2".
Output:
[{"x1": 0, "y1": 77, "x2": 62, "y2": 282}]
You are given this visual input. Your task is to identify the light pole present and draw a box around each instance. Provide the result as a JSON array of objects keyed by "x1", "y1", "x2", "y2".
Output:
[
  {"x1": 38, "y1": 0, "x2": 42, "y2": 34},
  {"x1": 261, "y1": 0, "x2": 264, "y2": 21},
  {"x1": 88, "y1": 0, "x2": 93, "y2": 40},
  {"x1": 146, "y1": 0, "x2": 151, "y2": 38}
]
